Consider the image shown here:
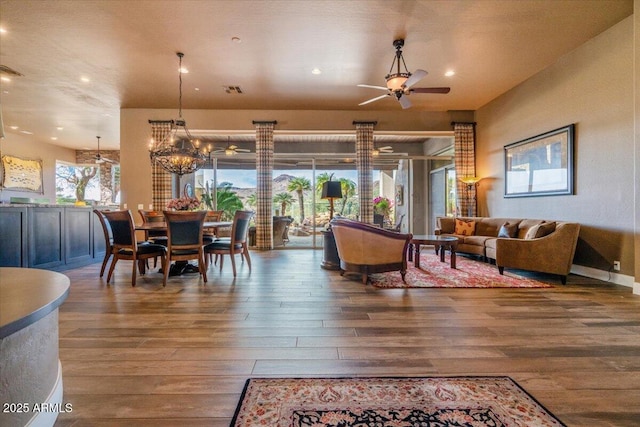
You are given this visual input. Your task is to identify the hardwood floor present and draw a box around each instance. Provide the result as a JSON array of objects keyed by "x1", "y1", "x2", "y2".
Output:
[{"x1": 54, "y1": 250, "x2": 640, "y2": 426}]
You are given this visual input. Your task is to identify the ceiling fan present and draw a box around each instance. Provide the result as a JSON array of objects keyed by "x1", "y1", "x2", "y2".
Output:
[
  {"x1": 94, "y1": 136, "x2": 115, "y2": 164},
  {"x1": 372, "y1": 146, "x2": 393, "y2": 156},
  {"x1": 213, "y1": 139, "x2": 251, "y2": 156},
  {"x1": 358, "y1": 39, "x2": 450, "y2": 109}
]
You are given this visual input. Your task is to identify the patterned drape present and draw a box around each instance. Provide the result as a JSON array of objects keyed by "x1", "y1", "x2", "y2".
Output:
[
  {"x1": 453, "y1": 122, "x2": 477, "y2": 217},
  {"x1": 149, "y1": 120, "x2": 173, "y2": 210},
  {"x1": 355, "y1": 122, "x2": 376, "y2": 224},
  {"x1": 254, "y1": 121, "x2": 275, "y2": 250}
]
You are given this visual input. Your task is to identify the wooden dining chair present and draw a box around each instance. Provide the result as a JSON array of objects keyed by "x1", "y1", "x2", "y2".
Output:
[
  {"x1": 203, "y1": 209, "x2": 225, "y2": 244},
  {"x1": 138, "y1": 209, "x2": 168, "y2": 245},
  {"x1": 93, "y1": 209, "x2": 113, "y2": 277},
  {"x1": 102, "y1": 210, "x2": 167, "y2": 286},
  {"x1": 204, "y1": 210, "x2": 254, "y2": 277},
  {"x1": 163, "y1": 210, "x2": 208, "y2": 286}
]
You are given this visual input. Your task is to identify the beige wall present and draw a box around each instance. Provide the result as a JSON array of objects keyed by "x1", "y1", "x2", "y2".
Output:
[
  {"x1": 0, "y1": 133, "x2": 76, "y2": 203},
  {"x1": 634, "y1": 0, "x2": 639, "y2": 293},
  {"x1": 476, "y1": 17, "x2": 636, "y2": 280}
]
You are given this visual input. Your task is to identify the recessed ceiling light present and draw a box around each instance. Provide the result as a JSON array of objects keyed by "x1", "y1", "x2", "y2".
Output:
[
  {"x1": 20, "y1": 130, "x2": 33, "y2": 135},
  {"x1": 9, "y1": 126, "x2": 18, "y2": 130},
  {"x1": 0, "y1": 28, "x2": 7, "y2": 34},
  {"x1": 80, "y1": 76, "x2": 90, "y2": 83},
  {"x1": 1, "y1": 76, "x2": 11, "y2": 82},
  {"x1": 51, "y1": 137, "x2": 58, "y2": 140},
  {"x1": 311, "y1": 68, "x2": 322, "y2": 75},
  {"x1": 231, "y1": 36, "x2": 241, "y2": 43},
  {"x1": 194, "y1": 87, "x2": 200, "y2": 91},
  {"x1": 56, "y1": 126, "x2": 64, "y2": 131},
  {"x1": 445, "y1": 70, "x2": 455, "y2": 77}
]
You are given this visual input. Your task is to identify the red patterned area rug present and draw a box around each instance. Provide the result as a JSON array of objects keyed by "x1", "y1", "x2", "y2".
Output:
[
  {"x1": 370, "y1": 254, "x2": 553, "y2": 288},
  {"x1": 231, "y1": 376, "x2": 566, "y2": 427}
]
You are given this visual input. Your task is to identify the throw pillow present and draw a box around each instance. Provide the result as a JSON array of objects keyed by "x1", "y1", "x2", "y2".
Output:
[
  {"x1": 535, "y1": 221, "x2": 556, "y2": 238},
  {"x1": 524, "y1": 224, "x2": 541, "y2": 240},
  {"x1": 454, "y1": 219, "x2": 476, "y2": 236},
  {"x1": 524, "y1": 222, "x2": 556, "y2": 239},
  {"x1": 498, "y1": 222, "x2": 518, "y2": 238}
]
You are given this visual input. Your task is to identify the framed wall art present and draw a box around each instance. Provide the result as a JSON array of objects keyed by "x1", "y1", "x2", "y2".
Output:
[
  {"x1": 1, "y1": 154, "x2": 44, "y2": 193},
  {"x1": 504, "y1": 124, "x2": 574, "y2": 198}
]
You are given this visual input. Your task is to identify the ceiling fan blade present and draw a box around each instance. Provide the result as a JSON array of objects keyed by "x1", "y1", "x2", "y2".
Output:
[
  {"x1": 403, "y1": 69, "x2": 428, "y2": 89},
  {"x1": 228, "y1": 145, "x2": 238, "y2": 149},
  {"x1": 235, "y1": 149, "x2": 250, "y2": 153},
  {"x1": 409, "y1": 87, "x2": 451, "y2": 94},
  {"x1": 398, "y1": 94, "x2": 412, "y2": 109},
  {"x1": 357, "y1": 84, "x2": 389, "y2": 91},
  {"x1": 377, "y1": 146, "x2": 392, "y2": 150},
  {"x1": 359, "y1": 94, "x2": 390, "y2": 106}
]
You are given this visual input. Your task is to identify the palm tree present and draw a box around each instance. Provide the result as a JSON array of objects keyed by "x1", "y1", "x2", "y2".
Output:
[
  {"x1": 273, "y1": 192, "x2": 294, "y2": 216},
  {"x1": 216, "y1": 183, "x2": 244, "y2": 220},
  {"x1": 287, "y1": 176, "x2": 311, "y2": 223},
  {"x1": 338, "y1": 178, "x2": 357, "y2": 215},
  {"x1": 245, "y1": 193, "x2": 257, "y2": 210}
]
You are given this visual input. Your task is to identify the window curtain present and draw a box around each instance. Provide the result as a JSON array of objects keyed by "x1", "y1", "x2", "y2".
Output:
[
  {"x1": 149, "y1": 120, "x2": 173, "y2": 210},
  {"x1": 254, "y1": 121, "x2": 275, "y2": 250},
  {"x1": 355, "y1": 121, "x2": 376, "y2": 224},
  {"x1": 453, "y1": 122, "x2": 477, "y2": 217}
]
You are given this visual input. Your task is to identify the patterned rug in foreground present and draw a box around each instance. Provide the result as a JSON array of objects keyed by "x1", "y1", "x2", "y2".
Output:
[
  {"x1": 231, "y1": 376, "x2": 566, "y2": 427},
  {"x1": 370, "y1": 254, "x2": 553, "y2": 288}
]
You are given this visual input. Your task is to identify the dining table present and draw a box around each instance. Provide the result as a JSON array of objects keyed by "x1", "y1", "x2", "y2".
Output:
[
  {"x1": 135, "y1": 221, "x2": 233, "y2": 276},
  {"x1": 135, "y1": 221, "x2": 233, "y2": 232}
]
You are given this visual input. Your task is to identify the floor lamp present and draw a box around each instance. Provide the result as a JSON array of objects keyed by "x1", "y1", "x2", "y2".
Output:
[{"x1": 459, "y1": 176, "x2": 482, "y2": 217}]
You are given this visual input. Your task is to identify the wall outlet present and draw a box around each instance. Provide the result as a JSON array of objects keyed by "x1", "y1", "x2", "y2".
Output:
[{"x1": 613, "y1": 261, "x2": 620, "y2": 271}]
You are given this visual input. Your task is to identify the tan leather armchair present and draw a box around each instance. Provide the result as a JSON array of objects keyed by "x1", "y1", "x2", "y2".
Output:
[{"x1": 330, "y1": 218, "x2": 412, "y2": 284}]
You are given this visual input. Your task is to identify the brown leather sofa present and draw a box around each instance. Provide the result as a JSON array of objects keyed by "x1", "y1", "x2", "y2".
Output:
[
  {"x1": 330, "y1": 218, "x2": 412, "y2": 284},
  {"x1": 435, "y1": 216, "x2": 580, "y2": 284}
]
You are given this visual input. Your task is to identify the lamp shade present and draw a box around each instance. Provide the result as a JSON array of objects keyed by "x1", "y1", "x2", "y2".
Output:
[{"x1": 321, "y1": 181, "x2": 342, "y2": 199}]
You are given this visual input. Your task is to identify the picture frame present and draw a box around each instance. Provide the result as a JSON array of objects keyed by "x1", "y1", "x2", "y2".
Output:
[
  {"x1": 1, "y1": 154, "x2": 44, "y2": 193},
  {"x1": 395, "y1": 185, "x2": 404, "y2": 206},
  {"x1": 504, "y1": 124, "x2": 574, "y2": 198}
]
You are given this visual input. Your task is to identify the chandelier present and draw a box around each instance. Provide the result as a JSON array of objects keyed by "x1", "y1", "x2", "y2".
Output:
[{"x1": 149, "y1": 52, "x2": 210, "y2": 176}]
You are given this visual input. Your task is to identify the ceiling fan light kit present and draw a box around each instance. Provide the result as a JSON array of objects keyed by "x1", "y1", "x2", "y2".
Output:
[
  {"x1": 148, "y1": 52, "x2": 209, "y2": 176},
  {"x1": 358, "y1": 38, "x2": 450, "y2": 109}
]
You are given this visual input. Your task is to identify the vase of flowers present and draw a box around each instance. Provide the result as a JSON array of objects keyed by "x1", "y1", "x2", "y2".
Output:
[
  {"x1": 166, "y1": 196, "x2": 201, "y2": 211},
  {"x1": 373, "y1": 196, "x2": 392, "y2": 218}
]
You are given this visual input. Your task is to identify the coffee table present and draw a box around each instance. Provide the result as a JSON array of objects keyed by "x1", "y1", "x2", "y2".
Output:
[{"x1": 408, "y1": 235, "x2": 459, "y2": 269}]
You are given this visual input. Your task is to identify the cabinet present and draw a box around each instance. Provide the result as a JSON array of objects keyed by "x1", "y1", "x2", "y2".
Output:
[{"x1": 0, "y1": 205, "x2": 107, "y2": 270}]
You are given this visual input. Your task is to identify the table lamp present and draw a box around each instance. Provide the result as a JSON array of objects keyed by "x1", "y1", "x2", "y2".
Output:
[{"x1": 321, "y1": 180, "x2": 343, "y2": 220}]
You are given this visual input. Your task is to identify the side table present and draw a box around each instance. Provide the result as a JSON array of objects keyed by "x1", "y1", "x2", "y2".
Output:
[{"x1": 408, "y1": 235, "x2": 459, "y2": 269}]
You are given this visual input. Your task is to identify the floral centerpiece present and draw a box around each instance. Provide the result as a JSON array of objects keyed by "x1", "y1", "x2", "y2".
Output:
[
  {"x1": 373, "y1": 196, "x2": 392, "y2": 217},
  {"x1": 166, "y1": 196, "x2": 201, "y2": 211}
]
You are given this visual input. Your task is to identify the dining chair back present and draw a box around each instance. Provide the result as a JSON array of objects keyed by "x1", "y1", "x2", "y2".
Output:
[
  {"x1": 204, "y1": 210, "x2": 254, "y2": 277},
  {"x1": 93, "y1": 209, "x2": 113, "y2": 277},
  {"x1": 203, "y1": 210, "x2": 225, "y2": 243},
  {"x1": 102, "y1": 210, "x2": 166, "y2": 286},
  {"x1": 138, "y1": 209, "x2": 168, "y2": 245},
  {"x1": 162, "y1": 210, "x2": 208, "y2": 286}
]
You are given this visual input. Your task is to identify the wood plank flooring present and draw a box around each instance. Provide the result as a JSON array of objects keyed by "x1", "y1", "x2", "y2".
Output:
[{"x1": 53, "y1": 250, "x2": 640, "y2": 426}]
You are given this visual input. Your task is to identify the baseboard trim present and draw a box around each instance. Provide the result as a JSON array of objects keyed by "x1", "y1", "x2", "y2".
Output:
[
  {"x1": 570, "y1": 264, "x2": 635, "y2": 287},
  {"x1": 26, "y1": 360, "x2": 63, "y2": 427}
]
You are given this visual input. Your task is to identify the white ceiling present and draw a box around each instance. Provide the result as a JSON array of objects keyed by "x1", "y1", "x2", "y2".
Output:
[{"x1": 0, "y1": 0, "x2": 633, "y2": 150}]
